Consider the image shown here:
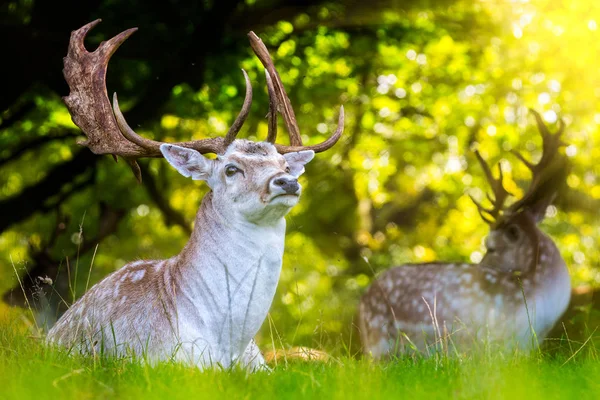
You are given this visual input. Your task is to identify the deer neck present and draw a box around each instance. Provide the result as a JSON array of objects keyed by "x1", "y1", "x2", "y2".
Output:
[
  {"x1": 514, "y1": 234, "x2": 570, "y2": 338},
  {"x1": 532, "y1": 235, "x2": 570, "y2": 296},
  {"x1": 182, "y1": 192, "x2": 288, "y2": 264},
  {"x1": 525, "y1": 233, "x2": 567, "y2": 283},
  {"x1": 173, "y1": 192, "x2": 286, "y2": 363},
  {"x1": 495, "y1": 233, "x2": 570, "y2": 337}
]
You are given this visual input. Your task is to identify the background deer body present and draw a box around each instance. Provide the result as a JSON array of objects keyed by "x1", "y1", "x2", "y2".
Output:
[
  {"x1": 359, "y1": 112, "x2": 570, "y2": 358},
  {"x1": 360, "y1": 242, "x2": 570, "y2": 357},
  {"x1": 47, "y1": 21, "x2": 344, "y2": 369}
]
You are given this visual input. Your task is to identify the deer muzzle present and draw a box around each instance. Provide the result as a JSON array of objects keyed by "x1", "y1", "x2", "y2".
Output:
[{"x1": 271, "y1": 176, "x2": 300, "y2": 196}]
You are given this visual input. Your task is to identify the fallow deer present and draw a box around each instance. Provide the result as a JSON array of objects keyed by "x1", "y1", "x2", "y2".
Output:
[
  {"x1": 359, "y1": 111, "x2": 571, "y2": 358},
  {"x1": 47, "y1": 20, "x2": 344, "y2": 370}
]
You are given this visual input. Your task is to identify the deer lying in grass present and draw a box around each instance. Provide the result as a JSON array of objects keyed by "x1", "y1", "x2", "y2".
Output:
[
  {"x1": 359, "y1": 111, "x2": 571, "y2": 358},
  {"x1": 47, "y1": 20, "x2": 344, "y2": 370}
]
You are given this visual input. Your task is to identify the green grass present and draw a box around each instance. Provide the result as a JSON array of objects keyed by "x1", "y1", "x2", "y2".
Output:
[{"x1": 1, "y1": 314, "x2": 599, "y2": 400}]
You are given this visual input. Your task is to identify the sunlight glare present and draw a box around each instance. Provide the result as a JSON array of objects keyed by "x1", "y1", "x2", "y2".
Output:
[{"x1": 543, "y1": 110, "x2": 557, "y2": 123}]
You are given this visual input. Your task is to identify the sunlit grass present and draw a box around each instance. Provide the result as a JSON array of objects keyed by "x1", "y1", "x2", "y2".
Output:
[
  {"x1": 2, "y1": 234, "x2": 600, "y2": 400},
  {"x1": 1, "y1": 316, "x2": 599, "y2": 400}
]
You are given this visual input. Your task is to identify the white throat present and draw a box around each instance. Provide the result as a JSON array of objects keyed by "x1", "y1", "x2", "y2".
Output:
[{"x1": 173, "y1": 193, "x2": 286, "y2": 366}]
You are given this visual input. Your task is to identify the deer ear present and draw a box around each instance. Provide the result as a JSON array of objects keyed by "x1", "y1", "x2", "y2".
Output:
[
  {"x1": 283, "y1": 150, "x2": 315, "y2": 178},
  {"x1": 160, "y1": 144, "x2": 213, "y2": 182}
]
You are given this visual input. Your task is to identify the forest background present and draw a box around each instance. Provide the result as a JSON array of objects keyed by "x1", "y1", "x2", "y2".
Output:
[{"x1": 2, "y1": 0, "x2": 599, "y2": 353}]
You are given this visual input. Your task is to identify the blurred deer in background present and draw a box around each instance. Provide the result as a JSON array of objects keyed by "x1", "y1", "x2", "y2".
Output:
[
  {"x1": 47, "y1": 20, "x2": 344, "y2": 370},
  {"x1": 359, "y1": 110, "x2": 570, "y2": 358}
]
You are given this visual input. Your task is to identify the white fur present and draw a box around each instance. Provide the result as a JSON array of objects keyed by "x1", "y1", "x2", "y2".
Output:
[{"x1": 173, "y1": 213, "x2": 286, "y2": 367}]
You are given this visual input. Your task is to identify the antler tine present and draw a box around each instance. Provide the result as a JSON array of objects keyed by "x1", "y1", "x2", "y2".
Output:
[
  {"x1": 265, "y1": 69, "x2": 278, "y2": 143},
  {"x1": 472, "y1": 150, "x2": 511, "y2": 224},
  {"x1": 113, "y1": 71, "x2": 253, "y2": 153},
  {"x1": 247, "y1": 31, "x2": 345, "y2": 154},
  {"x1": 530, "y1": 109, "x2": 551, "y2": 139},
  {"x1": 508, "y1": 109, "x2": 567, "y2": 214},
  {"x1": 112, "y1": 93, "x2": 227, "y2": 155},
  {"x1": 114, "y1": 72, "x2": 253, "y2": 155},
  {"x1": 248, "y1": 31, "x2": 302, "y2": 146},
  {"x1": 224, "y1": 69, "x2": 253, "y2": 146},
  {"x1": 512, "y1": 110, "x2": 565, "y2": 172},
  {"x1": 274, "y1": 106, "x2": 344, "y2": 154},
  {"x1": 112, "y1": 93, "x2": 161, "y2": 155},
  {"x1": 510, "y1": 149, "x2": 535, "y2": 170},
  {"x1": 469, "y1": 195, "x2": 496, "y2": 225},
  {"x1": 530, "y1": 109, "x2": 567, "y2": 147}
]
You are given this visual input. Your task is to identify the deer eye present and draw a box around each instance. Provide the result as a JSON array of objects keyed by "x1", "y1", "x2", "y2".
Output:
[
  {"x1": 505, "y1": 225, "x2": 520, "y2": 242},
  {"x1": 225, "y1": 165, "x2": 241, "y2": 177}
]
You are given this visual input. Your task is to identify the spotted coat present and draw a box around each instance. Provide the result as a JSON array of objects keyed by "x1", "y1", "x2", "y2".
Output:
[{"x1": 359, "y1": 212, "x2": 571, "y2": 358}]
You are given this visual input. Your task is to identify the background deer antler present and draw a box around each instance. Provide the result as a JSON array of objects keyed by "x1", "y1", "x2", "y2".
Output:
[
  {"x1": 507, "y1": 109, "x2": 568, "y2": 217},
  {"x1": 470, "y1": 109, "x2": 568, "y2": 225},
  {"x1": 470, "y1": 150, "x2": 512, "y2": 224}
]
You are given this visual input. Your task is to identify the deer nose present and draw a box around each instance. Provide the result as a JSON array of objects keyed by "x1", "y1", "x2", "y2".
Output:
[{"x1": 272, "y1": 176, "x2": 300, "y2": 195}]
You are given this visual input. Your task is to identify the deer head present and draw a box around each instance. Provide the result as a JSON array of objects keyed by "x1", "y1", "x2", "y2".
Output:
[
  {"x1": 161, "y1": 141, "x2": 315, "y2": 224},
  {"x1": 471, "y1": 110, "x2": 568, "y2": 273}
]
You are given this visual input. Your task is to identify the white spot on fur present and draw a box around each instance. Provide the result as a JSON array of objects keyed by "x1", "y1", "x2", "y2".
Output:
[
  {"x1": 130, "y1": 270, "x2": 146, "y2": 282},
  {"x1": 369, "y1": 315, "x2": 384, "y2": 329},
  {"x1": 382, "y1": 279, "x2": 393, "y2": 291},
  {"x1": 494, "y1": 294, "x2": 503, "y2": 307},
  {"x1": 515, "y1": 292, "x2": 524, "y2": 301}
]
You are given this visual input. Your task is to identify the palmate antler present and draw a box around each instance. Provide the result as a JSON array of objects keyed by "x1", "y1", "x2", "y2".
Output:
[
  {"x1": 471, "y1": 109, "x2": 567, "y2": 226},
  {"x1": 63, "y1": 20, "x2": 344, "y2": 182}
]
